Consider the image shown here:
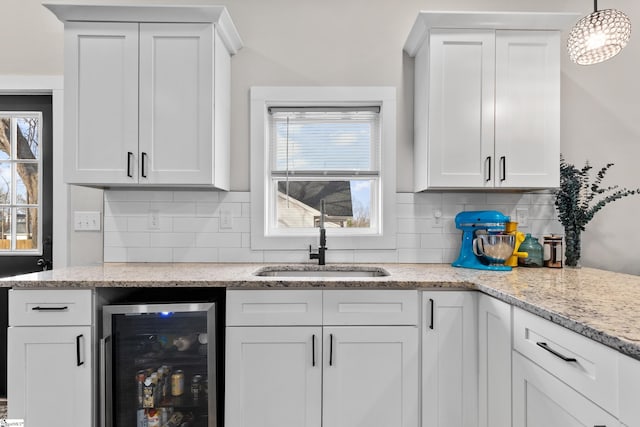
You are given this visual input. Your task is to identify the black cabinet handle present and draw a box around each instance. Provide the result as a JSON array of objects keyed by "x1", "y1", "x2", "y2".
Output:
[
  {"x1": 312, "y1": 334, "x2": 316, "y2": 367},
  {"x1": 536, "y1": 342, "x2": 577, "y2": 362},
  {"x1": 429, "y1": 298, "x2": 434, "y2": 330},
  {"x1": 76, "y1": 334, "x2": 85, "y2": 366},
  {"x1": 127, "y1": 152, "x2": 134, "y2": 178},
  {"x1": 329, "y1": 333, "x2": 334, "y2": 366},
  {"x1": 32, "y1": 306, "x2": 68, "y2": 311},
  {"x1": 141, "y1": 152, "x2": 148, "y2": 178},
  {"x1": 485, "y1": 156, "x2": 492, "y2": 182},
  {"x1": 500, "y1": 156, "x2": 506, "y2": 181}
]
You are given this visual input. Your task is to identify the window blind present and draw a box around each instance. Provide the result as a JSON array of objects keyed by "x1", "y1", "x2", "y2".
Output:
[{"x1": 268, "y1": 107, "x2": 380, "y2": 174}]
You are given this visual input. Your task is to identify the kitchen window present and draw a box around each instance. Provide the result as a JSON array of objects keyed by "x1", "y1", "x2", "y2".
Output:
[
  {"x1": 250, "y1": 87, "x2": 396, "y2": 251},
  {"x1": 0, "y1": 112, "x2": 42, "y2": 254}
]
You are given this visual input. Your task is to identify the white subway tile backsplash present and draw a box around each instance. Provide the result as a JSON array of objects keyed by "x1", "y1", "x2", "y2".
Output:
[
  {"x1": 397, "y1": 233, "x2": 421, "y2": 249},
  {"x1": 103, "y1": 216, "x2": 127, "y2": 232},
  {"x1": 128, "y1": 216, "x2": 172, "y2": 232},
  {"x1": 219, "y1": 192, "x2": 251, "y2": 203},
  {"x1": 173, "y1": 190, "x2": 220, "y2": 202},
  {"x1": 218, "y1": 217, "x2": 250, "y2": 233},
  {"x1": 150, "y1": 233, "x2": 197, "y2": 248},
  {"x1": 172, "y1": 247, "x2": 219, "y2": 263},
  {"x1": 173, "y1": 217, "x2": 219, "y2": 233},
  {"x1": 105, "y1": 201, "x2": 149, "y2": 217},
  {"x1": 354, "y1": 250, "x2": 398, "y2": 263},
  {"x1": 103, "y1": 190, "x2": 562, "y2": 264},
  {"x1": 104, "y1": 231, "x2": 150, "y2": 248},
  {"x1": 127, "y1": 247, "x2": 173, "y2": 263},
  {"x1": 195, "y1": 232, "x2": 242, "y2": 248},
  {"x1": 398, "y1": 248, "x2": 443, "y2": 263},
  {"x1": 150, "y1": 201, "x2": 197, "y2": 216},
  {"x1": 104, "y1": 246, "x2": 127, "y2": 262},
  {"x1": 218, "y1": 248, "x2": 264, "y2": 263}
]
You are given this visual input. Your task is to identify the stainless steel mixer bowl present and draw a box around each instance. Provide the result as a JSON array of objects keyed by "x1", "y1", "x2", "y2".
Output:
[{"x1": 473, "y1": 234, "x2": 515, "y2": 265}]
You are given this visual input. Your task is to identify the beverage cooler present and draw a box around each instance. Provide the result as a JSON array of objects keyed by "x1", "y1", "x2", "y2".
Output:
[{"x1": 102, "y1": 303, "x2": 217, "y2": 427}]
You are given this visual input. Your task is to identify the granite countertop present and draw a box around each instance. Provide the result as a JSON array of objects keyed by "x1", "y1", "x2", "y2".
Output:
[{"x1": 3, "y1": 262, "x2": 640, "y2": 361}]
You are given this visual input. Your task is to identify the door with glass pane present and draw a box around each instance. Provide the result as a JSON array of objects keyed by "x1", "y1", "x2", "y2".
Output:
[{"x1": 0, "y1": 95, "x2": 52, "y2": 277}]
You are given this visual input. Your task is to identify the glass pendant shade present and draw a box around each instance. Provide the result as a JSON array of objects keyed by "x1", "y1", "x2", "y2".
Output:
[{"x1": 567, "y1": 1, "x2": 631, "y2": 65}]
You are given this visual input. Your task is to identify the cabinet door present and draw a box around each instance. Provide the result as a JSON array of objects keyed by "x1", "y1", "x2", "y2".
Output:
[
  {"x1": 225, "y1": 326, "x2": 322, "y2": 427},
  {"x1": 422, "y1": 291, "x2": 478, "y2": 427},
  {"x1": 494, "y1": 30, "x2": 560, "y2": 188},
  {"x1": 7, "y1": 326, "x2": 92, "y2": 427},
  {"x1": 64, "y1": 22, "x2": 139, "y2": 185},
  {"x1": 513, "y1": 352, "x2": 618, "y2": 427},
  {"x1": 323, "y1": 326, "x2": 418, "y2": 427},
  {"x1": 139, "y1": 23, "x2": 214, "y2": 185},
  {"x1": 428, "y1": 29, "x2": 495, "y2": 189},
  {"x1": 478, "y1": 294, "x2": 512, "y2": 427}
]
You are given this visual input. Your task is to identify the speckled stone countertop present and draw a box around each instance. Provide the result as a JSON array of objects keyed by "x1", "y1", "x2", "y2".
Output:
[{"x1": 2, "y1": 263, "x2": 640, "y2": 361}]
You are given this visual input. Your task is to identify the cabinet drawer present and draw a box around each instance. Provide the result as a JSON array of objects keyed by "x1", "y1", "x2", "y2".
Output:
[
  {"x1": 323, "y1": 290, "x2": 418, "y2": 325},
  {"x1": 513, "y1": 307, "x2": 618, "y2": 415},
  {"x1": 9, "y1": 289, "x2": 93, "y2": 326},
  {"x1": 226, "y1": 289, "x2": 322, "y2": 326}
]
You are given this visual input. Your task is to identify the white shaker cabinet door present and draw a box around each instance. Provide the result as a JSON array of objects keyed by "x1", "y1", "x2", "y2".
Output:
[
  {"x1": 225, "y1": 326, "x2": 322, "y2": 427},
  {"x1": 422, "y1": 291, "x2": 478, "y2": 427},
  {"x1": 427, "y1": 29, "x2": 495, "y2": 189},
  {"x1": 478, "y1": 294, "x2": 512, "y2": 427},
  {"x1": 64, "y1": 22, "x2": 139, "y2": 185},
  {"x1": 512, "y1": 352, "x2": 618, "y2": 427},
  {"x1": 494, "y1": 30, "x2": 560, "y2": 189},
  {"x1": 322, "y1": 326, "x2": 419, "y2": 427},
  {"x1": 138, "y1": 23, "x2": 215, "y2": 186},
  {"x1": 7, "y1": 326, "x2": 92, "y2": 427}
]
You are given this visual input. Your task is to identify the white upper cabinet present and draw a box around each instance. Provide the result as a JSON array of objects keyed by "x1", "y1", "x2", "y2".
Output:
[
  {"x1": 45, "y1": 4, "x2": 242, "y2": 188},
  {"x1": 405, "y1": 12, "x2": 577, "y2": 191}
]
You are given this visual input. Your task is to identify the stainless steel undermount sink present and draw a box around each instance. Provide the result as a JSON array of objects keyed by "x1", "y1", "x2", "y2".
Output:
[{"x1": 254, "y1": 266, "x2": 390, "y2": 278}]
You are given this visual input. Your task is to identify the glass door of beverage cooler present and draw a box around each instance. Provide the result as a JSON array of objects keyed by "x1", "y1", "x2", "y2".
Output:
[{"x1": 102, "y1": 303, "x2": 216, "y2": 427}]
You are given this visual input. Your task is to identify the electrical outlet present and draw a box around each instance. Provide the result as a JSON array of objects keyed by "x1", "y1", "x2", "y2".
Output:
[
  {"x1": 220, "y1": 209, "x2": 233, "y2": 229},
  {"x1": 433, "y1": 208, "x2": 443, "y2": 227},
  {"x1": 74, "y1": 211, "x2": 101, "y2": 231},
  {"x1": 148, "y1": 210, "x2": 160, "y2": 230},
  {"x1": 516, "y1": 208, "x2": 529, "y2": 227}
]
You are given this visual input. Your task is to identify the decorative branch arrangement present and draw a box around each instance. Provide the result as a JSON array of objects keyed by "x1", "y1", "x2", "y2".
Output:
[{"x1": 555, "y1": 156, "x2": 640, "y2": 266}]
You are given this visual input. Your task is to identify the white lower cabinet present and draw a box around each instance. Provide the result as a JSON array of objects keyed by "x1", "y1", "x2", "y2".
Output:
[
  {"x1": 7, "y1": 289, "x2": 93, "y2": 427},
  {"x1": 421, "y1": 291, "x2": 478, "y2": 427},
  {"x1": 225, "y1": 289, "x2": 419, "y2": 427},
  {"x1": 8, "y1": 326, "x2": 92, "y2": 427},
  {"x1": 322, "y1": 326, "x2": 419, "y2": 427},
  {"x1": 225, "y1": 326, "x2": 322, "y2": 427},
  {"x1": 513, "y1": 351, "x2": 618, "y2": 427},
  {"x1": 478, "y1": 293, "x2": 512, "y2": 427}
]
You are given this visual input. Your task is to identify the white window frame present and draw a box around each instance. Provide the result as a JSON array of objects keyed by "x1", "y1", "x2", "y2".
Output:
[{"x1": 250, "y1": 87, "x2": 396, "y2": 251}]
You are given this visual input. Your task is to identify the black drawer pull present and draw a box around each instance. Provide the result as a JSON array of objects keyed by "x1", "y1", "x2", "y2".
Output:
[
  {"x1": 429, "y1": 298, "x2": 434, "y2": 330},
  {"x1": 329, "y1": 333, "x2": 334, "y2": 366},
  {"x1": 76, "y1": 334, "x2": 85, "y2": 366},
  {"x1": 312, "y1": 334, "x2": 316, "y2": 367},
  {"x1": 127, "y1": 152, "x2": 134, "y2": 178},
  {"x1": 536, "y1": 341, "x2": 577, "y2": 362},
  {"x1": 32, "y1": 306, "x2": 68, "y2": 311}
]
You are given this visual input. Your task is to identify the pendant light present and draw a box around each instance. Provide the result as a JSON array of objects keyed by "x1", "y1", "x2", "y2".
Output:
[{"x1": 567, "y1": 0, "x2": 631, "y2": 65}]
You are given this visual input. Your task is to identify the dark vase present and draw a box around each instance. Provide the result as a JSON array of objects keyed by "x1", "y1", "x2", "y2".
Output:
[{"x1": 564, "y1": 226, "x2": 581, "y2": 267}]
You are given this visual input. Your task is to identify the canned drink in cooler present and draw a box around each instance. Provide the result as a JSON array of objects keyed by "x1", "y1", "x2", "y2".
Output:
[{"x1": 171, "y1": 370, "x2": 185, "y2": 396}]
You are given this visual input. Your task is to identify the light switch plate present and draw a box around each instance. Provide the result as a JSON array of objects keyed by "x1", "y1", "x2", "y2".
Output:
[
  {"x1": 220, "y1": 209, "x2": 233, "y2": 229},
  {"x1": 516, "y1": 208, "x2": 529, "y2": 227},
  {"x1": 74, "y1": 211, "x2": 101, "y2": 231}
]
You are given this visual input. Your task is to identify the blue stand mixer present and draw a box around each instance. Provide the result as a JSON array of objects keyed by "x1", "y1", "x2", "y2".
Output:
[{"x1": 452, "y1": 210, "x2": 512, "y2": 271}]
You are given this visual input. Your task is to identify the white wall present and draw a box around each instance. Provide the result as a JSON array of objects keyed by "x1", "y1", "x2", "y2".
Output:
[{"x1": 2, "y1": 0, "x2": 639, "y2": 274}]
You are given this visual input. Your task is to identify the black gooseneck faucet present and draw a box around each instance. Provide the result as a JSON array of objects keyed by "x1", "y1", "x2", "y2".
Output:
[{"x1": 309, "y1": 199, "x2": 327, "y2": 265}]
